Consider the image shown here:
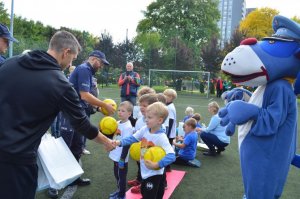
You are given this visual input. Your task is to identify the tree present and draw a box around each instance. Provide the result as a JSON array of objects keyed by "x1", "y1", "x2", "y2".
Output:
[
  {"x1": 292, "y1": 16, "x2": 300, "y2": 24},
  {"x1": 137, "y1": 0, "x2": 219, "y2": 45},
  {"x1": 136, "y1": 0, "x2": 220, "y2": 71},
  {"x1": 201, "y1": 35, "x2": 222, "y2": 77},
  {"x1": 239, "y1": 8, "x2": 279, "y2": 40}
]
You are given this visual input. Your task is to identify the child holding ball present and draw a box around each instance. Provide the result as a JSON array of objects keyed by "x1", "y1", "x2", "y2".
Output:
[
  {"x1": 108, "y1": 101, "x2": 134, "y2": 199},
  {"x1": 115, "y1": 102, "x2": 175, "y2": 199}
]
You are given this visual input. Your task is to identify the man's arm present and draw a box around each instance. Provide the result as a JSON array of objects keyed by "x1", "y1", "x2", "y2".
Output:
[{"x1": 80, "y1": 91, "x2": 115, "y2": 115}]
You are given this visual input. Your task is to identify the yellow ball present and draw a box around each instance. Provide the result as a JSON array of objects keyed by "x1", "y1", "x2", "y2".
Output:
[
  {"x1": 99, "y1": 116, "x2": 118, "y2": 135},
  {"x1": 129, "y1": 142, "x2": 141, "y2": 161},
  {"x1": 144, "y1": 146, "x2": 166, "y2": 163},
  {"x1": 102, "y1": 99, "x2": 117, "y2": 116}
]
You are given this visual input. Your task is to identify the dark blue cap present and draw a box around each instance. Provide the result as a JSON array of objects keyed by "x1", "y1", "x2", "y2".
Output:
[
  {"x1": 0, "y1": 23, "x2": 18, "y2": 42},
  {"x1": 89, "y1": 50, "x2": 110, "y2": 65},
  {"x1": 272, "y1": 15, "x2": 300, "y2": 40}
]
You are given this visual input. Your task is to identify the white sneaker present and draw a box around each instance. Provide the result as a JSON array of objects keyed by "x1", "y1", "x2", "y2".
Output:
[{"x1": 82, "y1": 149, "x2": 91, "y2": 155}]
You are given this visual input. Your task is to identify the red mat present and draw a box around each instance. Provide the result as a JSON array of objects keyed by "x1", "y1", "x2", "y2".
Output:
[{"x1": 126, "y1": 170, "x2": 186, "y2": 199}]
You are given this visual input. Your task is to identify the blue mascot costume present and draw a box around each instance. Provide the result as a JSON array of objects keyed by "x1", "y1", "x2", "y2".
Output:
[{"x1": 219, "y1": 15, "x2": 300, "y2": 199}]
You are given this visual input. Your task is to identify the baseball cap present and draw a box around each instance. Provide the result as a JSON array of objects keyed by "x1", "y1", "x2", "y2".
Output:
[
  {"x1": 89, "y1": 50, "x2": 110, "y2": 65},
  {"x1": 0, "y1": 23, "x2": 18, "y2": 42}
]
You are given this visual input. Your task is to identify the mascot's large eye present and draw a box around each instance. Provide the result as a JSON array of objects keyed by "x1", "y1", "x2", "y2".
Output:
[{"x1": 268, "y1": 40, "x2": 275, "y2": 44}]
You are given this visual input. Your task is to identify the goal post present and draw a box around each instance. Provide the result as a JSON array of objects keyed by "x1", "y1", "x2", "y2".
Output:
[{"x1": 148, "y1": 69, "x2": 211, "y2": 98}]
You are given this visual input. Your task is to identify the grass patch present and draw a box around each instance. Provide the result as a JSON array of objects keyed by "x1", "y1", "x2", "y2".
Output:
[{"x1": 36, "y1": 86, "x2": 300, "y2": 199}]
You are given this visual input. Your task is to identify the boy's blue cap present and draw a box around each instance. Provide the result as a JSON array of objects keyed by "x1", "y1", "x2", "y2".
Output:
[
  {"x1": 89, "y1": 50, "x2": 110, "y2": 65},
  {"x1": 271, "y1": 15, "x2": 300, "y2": 41},
  {"x1": 0, "y1": 23, "x2": 18, "y2": 42}
]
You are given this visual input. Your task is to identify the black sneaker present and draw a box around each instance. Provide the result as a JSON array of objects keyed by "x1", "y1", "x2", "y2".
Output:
[
  {"x1": 69, "y1": 178, "x2": 91, "y2": 186},
  {"x1": 47, "y1": 188, "x2": 58, "y2": 199}
]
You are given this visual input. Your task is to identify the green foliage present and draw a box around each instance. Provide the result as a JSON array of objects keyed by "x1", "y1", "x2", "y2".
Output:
[
  {"x1": 201, "y1": 35, "x2": 222, "y2": 77},
  {"x1": 239, "y1": 7, "x2": 279, "y2": 39}
]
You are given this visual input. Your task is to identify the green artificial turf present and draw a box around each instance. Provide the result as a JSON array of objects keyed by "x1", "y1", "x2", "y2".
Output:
[{"x1": 36, "y1": 86, "x2": 300, "y2": 199}]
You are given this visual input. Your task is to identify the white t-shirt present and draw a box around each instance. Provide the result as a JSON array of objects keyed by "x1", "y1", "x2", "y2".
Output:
[
  {"x1": 109, "y1": 120, "x2": 134, "y2": 162},
  {"x1": 135, "y1": 115, "x2": 146, "y2": 132},
  {"x1": 133, "y1": 126, "x2": 175, "y2": 179},
  {"x1": 167, "y1": 103, "x2": 177, "y2": 138}
]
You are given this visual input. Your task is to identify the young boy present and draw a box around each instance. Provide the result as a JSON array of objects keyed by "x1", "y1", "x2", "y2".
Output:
[
  {"x1": 173, "y1": 118, "x2": 198, "y2": 165},
  {"x1": 108, "y1": 101, "x2": 134, "y2": 199},
  {"x1": 128, "y1": 93, "x2": 158, "y2": 193},
  {"x1": 115, "y1": 102, "x2": 176, "y2": 199},
  {"x1": 163, "y1": 88, "x2": 177, "y2": 172}
]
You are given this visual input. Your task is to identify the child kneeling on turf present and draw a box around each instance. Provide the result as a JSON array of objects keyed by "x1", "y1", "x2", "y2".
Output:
[
  {"x1": 173, "y1": 118, "x2": 198, "y2": 165},
  {"x1": 108, "y1": 101, "x2": 134, "y2": 199},
  {"x1": 115, "y1": 102, "x2": 175, "y2": 199}
]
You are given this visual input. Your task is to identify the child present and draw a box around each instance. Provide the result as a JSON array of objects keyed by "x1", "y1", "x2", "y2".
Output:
[
  {"x1": 115, "y1": 102, "x2": 176, "y2": 199},
  {"x1": 128, "y1": 93, "x2": 158, "y2": 194},
  {"x1": 108, "y1": 101, "x2": 134, "y2": 199},
  {"x1": 163, "y1": 88, "x2": 177, "y2": 172},
  {"x1": 132, "y1": 86, "x2": 156, "y2": 122},
  {"x1": 182, "y1": 106, "x2": 194, "y2": 122},
  {"x1": 173, "y1": 118, "x2": 198, "y2": 165},
  {"x1": 192, "y1": 113, "x2": 203, "y2": 133}
]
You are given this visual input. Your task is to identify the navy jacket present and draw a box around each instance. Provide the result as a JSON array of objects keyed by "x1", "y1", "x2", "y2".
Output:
[{"x1": 0, "y1": 50, "x2": 98, "y2": 164}]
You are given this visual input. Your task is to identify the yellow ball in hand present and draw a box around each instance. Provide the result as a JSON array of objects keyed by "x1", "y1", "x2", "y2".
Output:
[
  {"x1": 99, "y1": 116, "x2": 118, "y2": 135},
  {"x1": 129, "y1": 142, "x2": 141, "y2": 161},
  {"x1": 144, "y1": 146, "x2": 166, "y2": 163},
  {"x1": 101, "y1": 99, "x2": 117, "y2": 116}
]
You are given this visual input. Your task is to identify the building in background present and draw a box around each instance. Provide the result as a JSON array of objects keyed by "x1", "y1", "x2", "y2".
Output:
[{"x1": 217, "y1": 0, "x2": 246, "y2": 48}]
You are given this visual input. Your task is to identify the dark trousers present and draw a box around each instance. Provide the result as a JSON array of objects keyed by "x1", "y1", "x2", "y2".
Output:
[
  {"x1": 61, "y1": 129, "x2": 83, "y2": 161},
  {"x1": 113, "y1": 161, "x2": 128, "y2": 197},
  {"x1": 173, "y1": 156, "x2": 190, "y2": 166},
  {"x1": 0, "y1": 162, "x2": 38, "y2": 199},
  {"x1": 200, "y1": 132, "x2": 228, "y2": 152},
  {"x1": 141, "y1": 173, "x2": 166, "y2": 199},
  {"x1": 135, "y1": 161, "x2": 142, "y2": 182}
]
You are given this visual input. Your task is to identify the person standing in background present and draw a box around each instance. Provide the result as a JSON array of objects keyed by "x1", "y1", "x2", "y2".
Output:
[
  {"x1": 118, "y1": 62, "x2": 141, "y2": 126},
  {"x1": 0, "y1": 23, "x2": 18, "y2": 65},
  {"x1": 118, "y1": 62, "x2": 141, "y2": 106},
  {"x1": 216, "y1": 77, "x2": 223, "y2": 98}
]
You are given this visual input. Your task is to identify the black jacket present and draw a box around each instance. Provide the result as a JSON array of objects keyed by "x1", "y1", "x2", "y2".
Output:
[{"x1": 0, "y1": 50, "x2": 98, "y2": 164}]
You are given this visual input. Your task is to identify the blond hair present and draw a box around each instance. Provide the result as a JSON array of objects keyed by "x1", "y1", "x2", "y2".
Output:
[
  {"x1": 163, "y1": 88, "x2": 177, "y2": 101},
  {"x1": 119, "y1": 101, "x2": 133, "y2": 113},
  {"x1": 146, "y1": 102, "x2": 169, "y2": 122},
  {"x1": 185, "y1": 106, "x2": 194, "y2": 116},
  {"x1": 137, "y1": 86, "x2": 156, "y2": 98},
  {"x1": 208, "y1": 101, "x2": 220, "y2": 114}
]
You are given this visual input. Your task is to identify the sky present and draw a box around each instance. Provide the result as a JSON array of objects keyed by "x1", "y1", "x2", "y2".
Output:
[{"x1": 2, "y1": 0, "x2": 300, "y2": 43}]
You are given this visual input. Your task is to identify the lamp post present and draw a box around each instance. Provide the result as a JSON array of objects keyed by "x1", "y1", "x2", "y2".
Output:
[
  {"x1": 174, "y1": 25, "x2": 178, "y2": 69},
  {"x1": 9, "y1": 0, "x2": 15, "y2": 57}
]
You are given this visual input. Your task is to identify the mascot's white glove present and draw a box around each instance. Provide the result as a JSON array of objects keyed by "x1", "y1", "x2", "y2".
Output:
[{"x1": 219, "y1": 100, "x2": 259, "y2": 136}]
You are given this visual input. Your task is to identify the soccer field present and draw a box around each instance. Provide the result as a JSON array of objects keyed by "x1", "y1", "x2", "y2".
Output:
[{"x1": 36, "y1": 86, "x2": 300, "y2": 199}]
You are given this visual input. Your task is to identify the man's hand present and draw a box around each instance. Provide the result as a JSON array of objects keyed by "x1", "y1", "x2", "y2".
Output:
[{"x1": 103, "y1": 103, "x2": 115, "y2": 115}]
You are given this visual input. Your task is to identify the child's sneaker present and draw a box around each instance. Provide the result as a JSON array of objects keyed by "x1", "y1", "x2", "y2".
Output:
[
  {"x1": 109, "y1": 190, "x2": 119, "y2": 197},
  {"x1": 127, "y1": 179, "x2": 140, "y2": 187},
  {"x1": 131, "y1": 185, "x2": 141, "y2": 194}
]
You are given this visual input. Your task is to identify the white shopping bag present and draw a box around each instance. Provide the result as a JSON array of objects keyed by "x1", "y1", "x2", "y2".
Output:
[
  {"x1": 177, "y1": 122, "x2": 185, "y2": 137},
  {"x1": 37, "y1": 156, "x2": 50, "y2": 191},
  {"x1": 37, "y1": 134, "x2": 84, "y2": 190}
]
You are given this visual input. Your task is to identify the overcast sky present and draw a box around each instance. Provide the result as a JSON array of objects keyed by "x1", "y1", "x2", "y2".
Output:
[{"x1": 2, "y1": 0, "x2": 299, "y2": 43}]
